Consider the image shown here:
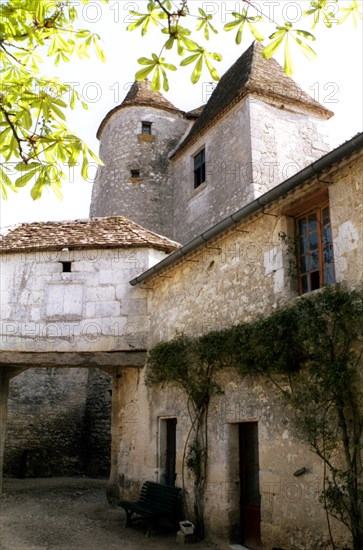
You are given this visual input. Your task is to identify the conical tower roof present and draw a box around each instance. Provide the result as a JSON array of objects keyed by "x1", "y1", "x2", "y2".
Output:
[
  {"x1": 97, "y1": 80, "x2": 185, "y2": 139},
  {"x1": 172, "y1": 41, "x2": 333, "y2": 158},
  {"x1": 122, "y1": 79, "x2": 182, "y2": 111}
]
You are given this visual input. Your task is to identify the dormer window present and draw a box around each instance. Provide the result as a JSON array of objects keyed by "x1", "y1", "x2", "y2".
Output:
[
  {"x1": 141, "y1": 122, "x2": 152, "y2": 135},
  {"x1": 194, "y1": 148, "x2": 206, "y2": 189}
]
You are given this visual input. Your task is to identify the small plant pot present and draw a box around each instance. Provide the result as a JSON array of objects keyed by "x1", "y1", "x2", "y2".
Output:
[{"x1": 179, "y1": 521, "x2": 195, "y2": 535}]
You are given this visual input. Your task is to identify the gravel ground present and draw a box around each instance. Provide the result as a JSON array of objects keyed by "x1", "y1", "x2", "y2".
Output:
[{"x1": 0, "y1": 478, "x2": 225, "y2": 550}]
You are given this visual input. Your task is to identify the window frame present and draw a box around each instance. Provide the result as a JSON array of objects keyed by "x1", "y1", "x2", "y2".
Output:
[
  {"x1": 61, "y1": 261, "x2": 72, "y2": 273},
  {"x1": 141, "y1": 121, "x2": 152, "y2": 135},
  {"x1": 295, "y1": 200, "x2": 335, "y2": 295},
  {"x1": 130, "y1": 169, "x2": 140, "y2": 179},
  {"x1": 193, "y1": 148, "x2": 206, "y2": 189}
]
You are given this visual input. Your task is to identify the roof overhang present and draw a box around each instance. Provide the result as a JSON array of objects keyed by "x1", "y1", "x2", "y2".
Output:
[{"x1": 130, "y1": 132, "x2": 363, "y2": 286}]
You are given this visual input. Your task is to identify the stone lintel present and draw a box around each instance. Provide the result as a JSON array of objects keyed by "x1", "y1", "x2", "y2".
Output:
[{"x1": 0, "y1": 351, "x2": 147, "y2": 369}]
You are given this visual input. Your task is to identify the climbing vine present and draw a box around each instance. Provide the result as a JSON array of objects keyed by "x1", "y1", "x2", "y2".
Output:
[
  {"x1": 279, "y1": 230, "x2": 299, "y2": 280},
  {"x1": 146, "y1": 331, "x2": 226, "y2": 539},
  {"x1": 146, "y1": 285, "x2": 363, "y2": 548}
]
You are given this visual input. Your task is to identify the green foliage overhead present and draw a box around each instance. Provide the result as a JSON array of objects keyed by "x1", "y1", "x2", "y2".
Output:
[
  {"x1": 0, "y1": 0, "x2": 106, "y2": 199},
  {"x1": 127, "y1": 0, "x2": 363, "y2": 90},
  {"x1": 1, "y1": 1, "x2": 362, "y2": 196}
]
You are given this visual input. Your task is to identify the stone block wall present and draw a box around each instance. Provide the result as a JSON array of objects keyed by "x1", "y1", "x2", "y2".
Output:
[
  {"x1": 4, "y1": 367, "x2": 111, "y2": 478},
  {"x1": 0, "y1": 244, "x2": 162, "y2": 482},
  {"x1": 114, "y1": 154, "x2": 362, "y2": 549},
  {"x1": 90, "y1": 106, "x2": 190, "y2": 239},
  {"x1": 0, "y1": 247, "x2": 164, "y2": 352},
  {"x1": 171, "y1": 97, "x2": 330, "y2": 244}
]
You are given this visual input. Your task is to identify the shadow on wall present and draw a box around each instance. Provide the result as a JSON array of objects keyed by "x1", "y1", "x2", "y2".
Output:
[{"x1": 4, "y1": 367, "x2": 111, "y2": 478}]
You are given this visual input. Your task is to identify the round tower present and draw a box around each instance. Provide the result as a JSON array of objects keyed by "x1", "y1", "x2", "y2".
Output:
[{"x1": 90, "y1": 80, "x2": 190, "y2": 238}]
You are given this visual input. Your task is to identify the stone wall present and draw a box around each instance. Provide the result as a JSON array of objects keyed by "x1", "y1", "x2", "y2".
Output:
[
  {"x1": 0, "y1": 246, "x2": 165, "y2": 352},
  {"x1": 1, "y1": 244, "x2": 159, "y2": 480},
  {"x1": 249, "y1": 98, "x2": 330, "y2": 188},
  {"x1": 90, "y1": 106, "x2": 190, "y2": 239},
  {"x1": 4, "y1": 367, "x2": 111, "y2": 478},
  {"x1": 114, "y1": 153, "x2": 362, "y2": 549},
  {"x1": 83, "y1": 368, "x2": 112, "y2": 477},
  {"x1": 171, "y1": 97, "x2": 330, "y2": 244}
]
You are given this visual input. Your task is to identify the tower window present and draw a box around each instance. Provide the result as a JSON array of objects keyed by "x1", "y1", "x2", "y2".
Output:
[
  {"x1": 194, "y1": 148, "x2": 206, "y2": 189},
  {"x1": 61, "y1": 261, "x2": 72, "y2": 273},
  {"x1": 141, "y1": 122, "x2": 152, "y2": 135},
  {"x1": 130, "y1": 169, "x2": 140, "y2": 179}
]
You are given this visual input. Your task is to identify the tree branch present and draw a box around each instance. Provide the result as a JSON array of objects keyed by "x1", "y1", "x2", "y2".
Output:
[{"x1": 0, "y1": 106, "x2": 28, "y2": 162}]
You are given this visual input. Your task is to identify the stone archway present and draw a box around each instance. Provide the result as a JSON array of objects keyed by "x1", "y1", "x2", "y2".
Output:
[{"x1": 0, "y1": 350, "x2": 146, "y2": 496}]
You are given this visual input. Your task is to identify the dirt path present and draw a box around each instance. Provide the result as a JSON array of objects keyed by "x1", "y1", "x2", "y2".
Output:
[{"x1": 0, "y1": 478, "x2": 225, "y2": 550}]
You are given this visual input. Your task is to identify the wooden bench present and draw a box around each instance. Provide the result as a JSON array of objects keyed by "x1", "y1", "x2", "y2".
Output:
[{"x1": 118, "y1": 481, "x2": 182, "y2": 536}]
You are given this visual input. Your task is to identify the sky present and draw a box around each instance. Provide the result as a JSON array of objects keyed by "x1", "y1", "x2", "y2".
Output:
[{"x1": 1, "y1": 0, "x2": 362, "y2": 229}]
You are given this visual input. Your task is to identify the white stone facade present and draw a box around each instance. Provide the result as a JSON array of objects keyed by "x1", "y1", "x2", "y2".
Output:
[{"x1": 0, "y1": 247, "x2": 165, "y2": 353}]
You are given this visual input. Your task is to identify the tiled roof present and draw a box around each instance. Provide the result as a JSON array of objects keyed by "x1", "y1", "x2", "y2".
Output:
[
  {"x1": 97, "y1": 80, "x2": 185, "y2": 139},
  {"x1": 186, "y1": 105, "x2": 205, "y2": 118},
  {"x1": 171, "y1": 41, "x2": 333, "y2": 158},
  {"x1": 0, "y1": 216, "x2": 181, "y2": 253}
]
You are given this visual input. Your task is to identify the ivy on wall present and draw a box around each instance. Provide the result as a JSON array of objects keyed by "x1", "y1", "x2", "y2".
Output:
[
  {"x1": 146, "y1": 332, "x2": 225, "y2": 539},
  {"x1": 146, "y1": 285, "x2": 363, "y2": 548}
]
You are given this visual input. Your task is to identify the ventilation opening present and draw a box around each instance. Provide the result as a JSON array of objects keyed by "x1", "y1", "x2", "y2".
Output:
[
  {"x1": 141, "y1": 121, "x2": 152, "y2": 135},
  {"x1": 61, "y1": 261, "x2": 72, "y2": 273},
  {"x1": 130, "y1": 169, "x2": 140, "y2": 179}
]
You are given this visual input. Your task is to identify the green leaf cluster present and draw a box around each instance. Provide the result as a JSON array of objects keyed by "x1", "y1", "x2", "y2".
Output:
[
  {"x1": 303, "y1": 0, "x2": 339, "y2": 28},
  {"x1": 136, "y1": 54, "x2": 176, "y2": 91},
  {"x1": 0, "y1": 0, "x2": 105, "y2": 198},
  {"x1": 128, "y1": 1, "x2": 223, "y2": 89},
  {"x1": 223, "y1": 8, "x2": 264, "y2": 44},
  {"x1": 262, "y1": 23, "x2": 316, "y2": 76},
  {"x1": 146, "y1": 332, "x2": 224, "y2": 409},
  {"x1": 128, "y1": 0, "x2": 362, "y2": 88}
]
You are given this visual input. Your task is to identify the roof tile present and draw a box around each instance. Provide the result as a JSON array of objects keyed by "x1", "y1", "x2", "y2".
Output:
[
  {"x1": 97, "y1": 80, "x2": 185, "y2": 139},
  {"x1": 172, "y1": 41, "x2": 333, "y2": 158},
  {"x1": 0, "y1": 216, "x2": 181, "y2": 254}
]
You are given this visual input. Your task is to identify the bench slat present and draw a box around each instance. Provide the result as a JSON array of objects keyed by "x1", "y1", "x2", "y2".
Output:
[{"x1": 118, "y1": 481, "x2": 182, "y2": 534}]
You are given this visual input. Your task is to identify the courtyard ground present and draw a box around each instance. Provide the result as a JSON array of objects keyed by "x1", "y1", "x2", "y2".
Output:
[{"x1": 0, "y1": 477, "x2": 225, "y2": 550}]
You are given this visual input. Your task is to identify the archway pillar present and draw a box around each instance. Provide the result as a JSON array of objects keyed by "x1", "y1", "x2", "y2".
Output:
[{"x1": 0, "y1": 368, "x2": 11, "y2": 496}]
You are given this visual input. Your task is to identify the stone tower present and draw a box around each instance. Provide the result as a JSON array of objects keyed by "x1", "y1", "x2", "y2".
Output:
[
  {"x1": 90, "y1": 80, "x2": 191, "y2": 238},
  {"x1": 90, "y1": 43, "x2": 333, "y2": 244}
]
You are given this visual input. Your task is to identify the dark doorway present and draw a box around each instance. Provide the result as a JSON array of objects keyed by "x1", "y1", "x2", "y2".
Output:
[
  {"x1": 239, "y1": 422, "x2": 262, "y2": 548},
  {"x1": 160, "y1": 418, "x2": 177, "y2": 486}
]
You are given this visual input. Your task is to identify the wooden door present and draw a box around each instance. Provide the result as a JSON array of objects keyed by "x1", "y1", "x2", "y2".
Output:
[
  {"x1": 165, "y1": 418, "x2": 177, "y2": 486},
  {"x1": 239, "y1": 422, "x2": 262, "y2": 548}
]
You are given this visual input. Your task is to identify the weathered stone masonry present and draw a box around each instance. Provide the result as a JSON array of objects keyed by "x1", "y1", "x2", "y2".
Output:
[
  {"x1": 1, "y1": 39, "x2": 362, "y2": 550},
  {"x1": 118, "y1": 148, "x2": 362, "y2": 549},
  {"x1": 1, "y1": 218, "x2": 179, "y2": 483}
]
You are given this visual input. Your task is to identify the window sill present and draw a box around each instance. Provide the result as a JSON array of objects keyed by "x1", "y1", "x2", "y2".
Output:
[
  {"x1": 138, "y1": 134, "x2": 154, "y2": 142},
  {"x1": 190, "y1": 180, "x2": 208, "y2": 198}
]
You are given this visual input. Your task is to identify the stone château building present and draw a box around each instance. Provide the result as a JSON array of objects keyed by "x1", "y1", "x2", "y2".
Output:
[
  {"x1": 91, "y1": 42, "x2": 332, "y2": 244},
  {"x1": 1, "y1": 42, "x2": 362, "y2": 549}
]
